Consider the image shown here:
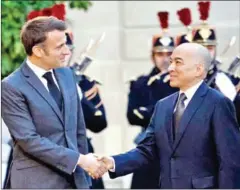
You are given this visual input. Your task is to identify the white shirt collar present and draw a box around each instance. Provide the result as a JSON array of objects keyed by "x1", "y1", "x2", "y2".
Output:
[
  {"x1": 180, "y1": 80, "x2": 203, "y2": 101},
  {"x1": 26, "y1": 58, "x2": 53, "y2": 78}
]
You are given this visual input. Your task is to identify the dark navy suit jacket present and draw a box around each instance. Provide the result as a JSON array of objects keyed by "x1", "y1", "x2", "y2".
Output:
[{"x1": 110, "y1": 82, "x2": 240, "y2": 188}]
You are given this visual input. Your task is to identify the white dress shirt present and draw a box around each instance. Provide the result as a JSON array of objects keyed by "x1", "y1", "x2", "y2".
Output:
[
  {"x1": 26, "y1": 59, "x2": 60, "y2": 91},
  {"x1": 175, "y1": 80, "x2": 204, "y2": 111},
  {"x1": 26, "y1": 59, "x2": 83, "y2": 100},
  {"x1": 109, "y1": 80, "x2": 204, "y2": 172}
]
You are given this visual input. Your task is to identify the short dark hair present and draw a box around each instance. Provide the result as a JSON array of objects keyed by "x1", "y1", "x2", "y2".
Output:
[{"x1": 20, "y1": 16, "x2": 67, "y2": 56}]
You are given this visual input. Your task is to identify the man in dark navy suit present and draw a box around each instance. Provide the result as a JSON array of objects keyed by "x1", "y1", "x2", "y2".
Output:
[
  {"x1": 96, "y1": 43, "x2": 240, "y2": 189},
  {"x1": 126, "y1": 11, "x2": 178, "y2": 189}
]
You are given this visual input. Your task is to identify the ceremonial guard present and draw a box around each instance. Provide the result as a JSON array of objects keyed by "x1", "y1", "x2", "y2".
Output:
[{"x1": 192, "y1": 1, "x2": 240, "y2": 125}]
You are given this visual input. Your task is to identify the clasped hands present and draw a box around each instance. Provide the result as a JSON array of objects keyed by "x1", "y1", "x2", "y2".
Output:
[{"x1": 78, "y1": 153, "x2": 113, "y2": 179}]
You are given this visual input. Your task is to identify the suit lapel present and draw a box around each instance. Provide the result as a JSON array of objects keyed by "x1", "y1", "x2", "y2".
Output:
[
  {"x1": 54, "y1": 69, "x2": 71, "y2": 129},
  {"x1": 165, "y1": 93, "x2": 179, "y2": 149},
  {"x1": 171, "y1": 82, "x2": 209, "y2": 153},
  {"x1": 21, "y1": 62, "x2": 64, "y2": 125}
]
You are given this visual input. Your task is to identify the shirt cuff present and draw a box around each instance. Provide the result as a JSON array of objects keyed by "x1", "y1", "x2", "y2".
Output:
[
  {"x1": 108, "y1": 157, "x2": 116, "y2": 172},
  {"x1": 73, "y1": 154, "x2": 81, "y2": 173}
]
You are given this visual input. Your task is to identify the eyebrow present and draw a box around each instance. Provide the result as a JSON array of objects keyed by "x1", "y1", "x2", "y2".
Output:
[
  {"x1": 175, "y1": 57, "x2": 184, "y2": 61},
  {"x1": 56, "y1": 41, "x2": 66, "y2": 49},
  {"x1": 170, "y1": 57, "x2": 184, "y2": 61}
]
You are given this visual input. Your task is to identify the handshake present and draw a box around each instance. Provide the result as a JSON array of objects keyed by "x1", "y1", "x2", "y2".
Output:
[{"x1": 78, "y1": 153, "x2": 114, "y2": 179}]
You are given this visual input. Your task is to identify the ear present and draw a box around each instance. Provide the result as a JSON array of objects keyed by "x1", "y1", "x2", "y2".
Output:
[
  {"x1": 196, "y1": 63, "x2": 205, "y2": 77},
  {"x1": 32, "y1": 45, "x2": 44, "y2": 58}
]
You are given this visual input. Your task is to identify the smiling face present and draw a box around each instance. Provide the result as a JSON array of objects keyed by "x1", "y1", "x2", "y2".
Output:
[
  {"x1": 168, "y1": 43, "x2": 208, "y2": 91},
  {"x1": 21, "y1": 16, "x2": 71, "y2": 70},
  {"x1": 35, "y1": 30, "x2": 71, "y2": 69}
]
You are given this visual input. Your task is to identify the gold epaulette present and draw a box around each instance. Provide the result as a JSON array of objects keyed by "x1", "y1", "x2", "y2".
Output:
[
  {"x1": 147, "y1": 74, "x2": 161, "y2": 86},
  {"x1": 147, "y1": 72, "x2": 170, "y2": 85},
  {"x1": 163, "y1": 74, "x2": 170, "y2": 83}
]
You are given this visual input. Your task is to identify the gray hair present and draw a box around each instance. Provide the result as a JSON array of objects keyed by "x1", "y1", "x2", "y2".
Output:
[
  {"x1": 175, "y1": 43, "x2": 212, "y2": 73},
  {"x1": 194, "y1": 44, "x2": 212, "y2": 72}
]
